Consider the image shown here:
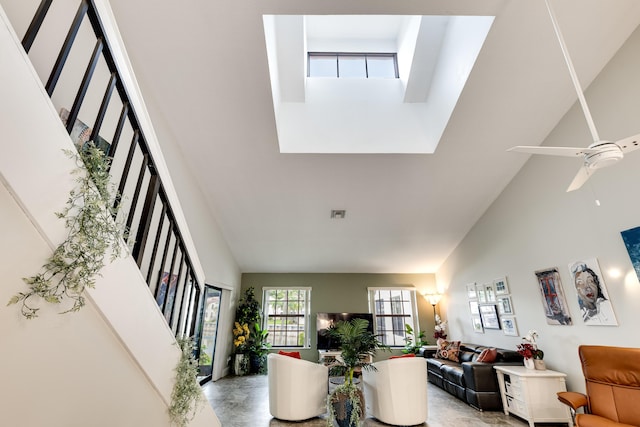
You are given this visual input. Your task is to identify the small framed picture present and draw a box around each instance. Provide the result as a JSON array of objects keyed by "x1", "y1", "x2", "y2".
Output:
[
  {"x1": 497, "y1": 296, "x2": 514, "y2": 315},
  {"x1": 469, "y1": 300, "x2": 480, "y2": 315},
  {"x1": 466, "y1": 283, "x2": 478, "y2": 300},
  {"x1": 476, "y1": 283, "x2": 487, "y2": 303},
  {"x1": 494, "y1": 277, "x2": 509, "y2": 295},
  {"x1": 472, "y1": 315, "x2": 484, "y2": 334},
  {"x1": 484, "y1": 283, "x2": 496, "y2": 303},
  {"x1": 479, "y1": 304, "x2": 501, "y2": 329},
  {"x1": 501, "y1": 317, "x2": 519, "y2": 336}
]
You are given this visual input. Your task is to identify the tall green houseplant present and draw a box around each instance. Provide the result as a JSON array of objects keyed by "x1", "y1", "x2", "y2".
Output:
[
  {"x1": 326, "y1": 318, "x2": 387, "y2": 427},
  {"x1": 233, "y1": 287, "x2": 270, "y2": 374}
]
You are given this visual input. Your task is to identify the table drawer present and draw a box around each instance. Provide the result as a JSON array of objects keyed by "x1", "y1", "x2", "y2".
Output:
[
  {"x1": 505, "y1": 381, "x2": 523, "y2": 399},
  {"x1": 506, "y1": 396, "x2": 526, "y2": 417},
  {"x1": 508, "y1": 375, "x2": 522, "y2": 388}
]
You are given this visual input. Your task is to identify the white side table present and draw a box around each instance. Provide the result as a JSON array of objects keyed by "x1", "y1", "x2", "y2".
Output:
[{"x1": 494, "y1": 365, "x2": 572, "y2": 427}]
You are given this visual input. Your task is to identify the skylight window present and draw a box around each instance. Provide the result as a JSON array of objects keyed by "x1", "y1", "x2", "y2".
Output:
[
  {"x1": 263, "y1": 14, "x2": 495, "y2": 153},
  {"x1": 308, "y1": 53, "x2": 398, "y2": 78}
]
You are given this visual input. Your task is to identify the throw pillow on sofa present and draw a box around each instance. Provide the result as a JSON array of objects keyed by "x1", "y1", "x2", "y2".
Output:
[
  {"x1": 278, "y1": 350, "x2": 301, "y2": 359},
  {"x1": 477, "y1": 347, "x2": 498, "y2": 363},
  {"x1": 389, "y1": 353, "x2": 416, "y2": 359},
  {"x1": 436, "y1": 338, "x2": 461, "y2": 362}
]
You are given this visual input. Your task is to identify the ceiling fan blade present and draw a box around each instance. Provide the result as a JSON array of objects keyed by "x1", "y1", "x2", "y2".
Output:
[
  {"x1": 508, "y1": 145, "x2": 592, "y2": 157},
  {"x1": 567, "y1": 165, "x2": 594, "y2": 192},
  {"x1": 545, "y1": 0, "x2": 601, "y2": 144},
  {"x1": 615, "y1": 133, "x2": 640, "y2": 153}
]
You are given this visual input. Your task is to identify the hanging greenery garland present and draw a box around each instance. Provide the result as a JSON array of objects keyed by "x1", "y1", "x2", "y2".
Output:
[
  {"x1": 169, "y1": 337, "x2": 204, "y2": 427},
  {"x1": 8, "y1": 142, "x2": 129, "y2": 318}
]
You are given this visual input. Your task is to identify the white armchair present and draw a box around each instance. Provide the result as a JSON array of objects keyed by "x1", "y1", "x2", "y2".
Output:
[
  {"x1": 267, "y1": 353, "x2": 329, "y2": 421},
  {"x1": 362, "y1": 356, "x2": 428, "y2": 426}
]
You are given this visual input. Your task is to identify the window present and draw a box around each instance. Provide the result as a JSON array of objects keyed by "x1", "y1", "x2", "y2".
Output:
[
  {"x1": 308, "y1": 52, "x2": 398, "y2": 78},
  {"x1": 262, "y1": 288, "x2": 311, "y2": 348},
  {"x1": 368, "y1": 288, "x2": 419, "y2": 347}
]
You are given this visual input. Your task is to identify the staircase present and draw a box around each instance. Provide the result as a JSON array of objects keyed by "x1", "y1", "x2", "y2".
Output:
[{"x1": 0, "y1": 1, "x2": 222, "y2": 425}]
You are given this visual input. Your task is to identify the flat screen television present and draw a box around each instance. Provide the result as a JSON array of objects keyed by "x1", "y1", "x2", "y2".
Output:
[{"x1": 316, "y1": 312, "x2": 374, "y2": 350}]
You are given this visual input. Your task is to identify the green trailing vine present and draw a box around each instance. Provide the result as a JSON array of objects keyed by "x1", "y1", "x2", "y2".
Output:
[
  {"x1": 7, "y1": 142, "x2": 128, "y2": 319},
  {"x1": 169, "y1": 337, "x2": 204, "y2": 427},
  {"x1": 327, "y1": 383, "x2": 364, "y2": 427}
]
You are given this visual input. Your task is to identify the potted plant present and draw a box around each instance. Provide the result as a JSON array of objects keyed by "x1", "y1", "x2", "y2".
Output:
[
  {"x1": 232, "y1": 287, "x2": 262, "y2": 375},
  {"x1": 402, "y1": 323, "x2": 428, "y2": 354},
  {"x1": 247, "y1": 322, "x2": 272, "y2": 374},
  {"x1": 433, "y1": 314, "x2": 448, "y2": 340},
  {"x1": 235, "y1": 287, "x2": 261, "y2": 326},
  {"x1": 516, "y1": 330, "x2": 544, "y2": 370},
  {"x1": 232, "y1": 321, "x2": 250, "y2": 375},
  {"x1": 326, "y1": 318, "x2": 388, "y2": 427}
]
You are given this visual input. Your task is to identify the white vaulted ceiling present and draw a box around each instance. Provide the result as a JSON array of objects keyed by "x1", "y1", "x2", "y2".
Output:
[
  {"x1": 106, "y1": 0, "x2": 640, "y2": 273},
  {"x1": 265, "y1": 14, "x2": 493, "y2": 154}
]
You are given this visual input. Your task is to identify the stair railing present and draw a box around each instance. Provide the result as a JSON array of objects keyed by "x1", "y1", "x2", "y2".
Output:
[{"x1": 18, "y1": 0, "x2": 204, "y2": 349}]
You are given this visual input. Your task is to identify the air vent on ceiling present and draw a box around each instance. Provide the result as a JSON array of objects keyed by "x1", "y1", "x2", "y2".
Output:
[{"x1": 331, "y1": 210, "x2": 346, "y2": 219}]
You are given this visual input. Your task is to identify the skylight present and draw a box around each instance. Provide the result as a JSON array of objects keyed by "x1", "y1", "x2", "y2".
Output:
[
  {"x1": 263, "y1": 15, "x2": 494, "y2": 154},
  {"x1": 307, "y1": 53, "x2": 398, "y2": 78}
]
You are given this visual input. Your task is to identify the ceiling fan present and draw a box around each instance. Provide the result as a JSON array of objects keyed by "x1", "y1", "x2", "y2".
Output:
[{"x1": 508, "y1": 0, "x2": 640, "y2": 192}]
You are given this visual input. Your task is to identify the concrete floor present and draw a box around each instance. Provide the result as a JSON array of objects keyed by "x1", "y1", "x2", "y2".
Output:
[{"x1": 202, "y1": 374, "x2": 568, "y2": 427}]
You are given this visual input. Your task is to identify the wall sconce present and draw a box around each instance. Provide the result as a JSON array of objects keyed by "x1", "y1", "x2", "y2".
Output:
[{"x1": 424, "y1": 293, "x2": 443, "y2": 317}]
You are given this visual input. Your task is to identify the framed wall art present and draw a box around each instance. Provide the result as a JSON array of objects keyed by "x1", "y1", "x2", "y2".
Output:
[
  {"x1": 494, "y1": 277, "x2": 509, "y2": 295},
  {"x1": 156, "y1": 271, "x2": 178, "y2": 320},
  {"x1": 621, "y1": 226, "x2": 640, "y2": 282},
  {"x1": 471, "y1": 315, "x2": 484, "y2": 334},
  {"x1": 469, "y1": 300, "x2": 480, "y2": 315},
  {"x1": 476, "y1": 283, "x2": 487, "y2": 303},
  {"x1": 466, "y1": 283, "x2": 478, "y2": 300},
  {"x1": 501, "y1": 317, "x2": 518, "y2": 336},
  {"x1": 479, "y1": 304, "x2": 500, "y2": 329},
  {"x1": 568, "y1": 258, "x2": 618, "y2": 326},
  {"x1": 535, "y1": 267, "x2": 572, "y2": 325},
  {"x1": 484, "y1": 283, "x2": 496, "y2": 303},
  {"x1": 497, "y1": 296, "x2": 514, "y2": 315},
  {"x1": 60, "y1": 108, "x2": 111, "y2": 154}
]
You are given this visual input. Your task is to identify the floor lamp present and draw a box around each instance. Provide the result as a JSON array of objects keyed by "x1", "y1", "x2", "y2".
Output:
[{"x1": 425, "y1": 293, "x2": 443, "y2": 317}]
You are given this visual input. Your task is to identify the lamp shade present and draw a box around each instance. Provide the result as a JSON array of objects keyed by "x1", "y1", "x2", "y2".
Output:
[{"x1": 425, "y1": 294, "x2": 443, "y2": 306}]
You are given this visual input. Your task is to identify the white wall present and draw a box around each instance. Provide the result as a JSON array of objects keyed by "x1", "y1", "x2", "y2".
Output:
[
  {"x1": 437, "y1": 24, "x2": 640, "y2": 393},
  {"x1": 0, "y1": 5, "x2": 226, "y2": 426}
]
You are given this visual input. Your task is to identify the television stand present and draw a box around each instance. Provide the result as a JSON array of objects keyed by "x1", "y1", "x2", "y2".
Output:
[
  {"x1": 318, "y1": 350, "x2": 342, "y2": 366},
  {"x1": 318, "y1": 349, "x2": 373, "y2": 368}
]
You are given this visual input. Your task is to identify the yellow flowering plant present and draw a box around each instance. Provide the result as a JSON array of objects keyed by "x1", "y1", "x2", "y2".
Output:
[{"x1": 233, "y1": 322, "x2": 250, "y2": 353}]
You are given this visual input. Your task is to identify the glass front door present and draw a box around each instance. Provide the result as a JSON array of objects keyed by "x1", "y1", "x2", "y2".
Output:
[{"x1": 198, "y1": 285, "x2": 221, "y2": 379}]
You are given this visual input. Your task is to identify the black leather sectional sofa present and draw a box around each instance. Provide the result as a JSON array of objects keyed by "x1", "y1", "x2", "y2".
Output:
[{"x1": 423, "y1": 343, "x2": 523, "y2": 411}]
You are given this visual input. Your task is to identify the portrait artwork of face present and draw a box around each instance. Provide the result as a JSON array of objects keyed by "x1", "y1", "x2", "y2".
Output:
[
  {"x1": 574, "y1": 268, "x2": 601, "y2": 311},
  {"x1": 568, "y1": 259, "x2": 618, "y2": 326}
]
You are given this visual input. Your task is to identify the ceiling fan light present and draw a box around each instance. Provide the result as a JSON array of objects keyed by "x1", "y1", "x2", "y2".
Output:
[{"x1": 586, "y1": 147, "x2": 624, "y2": 169}]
